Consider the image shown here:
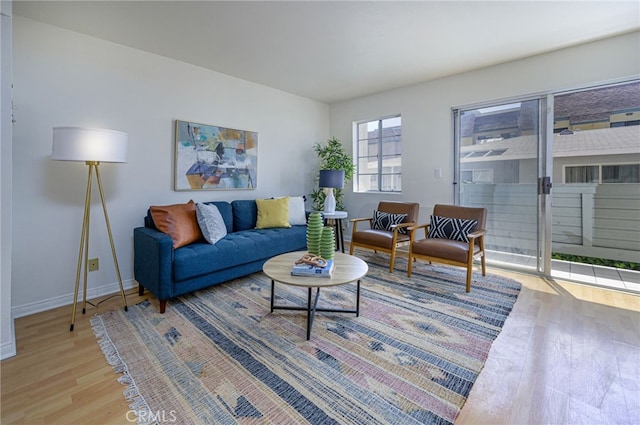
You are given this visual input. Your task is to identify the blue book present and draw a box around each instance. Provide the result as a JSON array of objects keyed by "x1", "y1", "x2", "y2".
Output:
[{"x1": 291, "y1": 259, "x2": 335, "y2": 277}]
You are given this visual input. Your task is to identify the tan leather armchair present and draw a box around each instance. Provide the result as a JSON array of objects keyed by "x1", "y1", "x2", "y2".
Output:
[
  {"x1": 407, "y1": 204, "x2": 487, "y2": 292},
  {"x1": 349, "y1": 201, "x2": 420, "y2": 272}
]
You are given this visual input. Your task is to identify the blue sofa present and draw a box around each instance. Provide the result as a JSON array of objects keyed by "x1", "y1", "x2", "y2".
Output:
[{"x1": 134, "y1": 199, "x2": 307, "y2": 313}]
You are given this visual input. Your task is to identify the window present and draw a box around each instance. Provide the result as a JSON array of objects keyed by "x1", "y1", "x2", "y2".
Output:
[
  {"x1": 603, "y1": 164, "x2": 640, "y2": 183},
  {"x1": 355, "y1": 116, "x2": 402, "y2": 192},
  {"x1": 565, "y1": 165, "x2": 599, "y2": 183},
  {"x1": 461, "y1": 169, "x2": 494, "y2": 184},
  {"x1": 564, "y1": 164, "x2": 640, "y2": 183}
]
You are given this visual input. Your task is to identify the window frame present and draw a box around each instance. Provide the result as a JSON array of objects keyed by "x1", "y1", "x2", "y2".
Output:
[
  {"x1": 354, "y1": 114, "x2": 402, "y2": 193},
  {"x1": 562, "y1": 162, "x2": 640, "y2": 184}
]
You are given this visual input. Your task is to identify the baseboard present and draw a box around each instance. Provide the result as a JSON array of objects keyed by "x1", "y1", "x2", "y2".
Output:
[
  {"x1": 11, "y1": 279, "x2": 137, "y2": 319},
  {"x1": 1, "y1": 315, "x2": 16, "y2": 360},
  {"x1": 0, "y1": 338, "x2": 16, "y2": 360}
]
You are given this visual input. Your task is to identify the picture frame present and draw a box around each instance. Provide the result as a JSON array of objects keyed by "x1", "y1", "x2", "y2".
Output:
[{"x1": 174, "y1": 120, "x2": 257, "y2": 191}]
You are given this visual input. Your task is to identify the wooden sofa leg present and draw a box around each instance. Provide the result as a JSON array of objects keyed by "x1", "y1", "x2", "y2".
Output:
[
  {"x1": 138, "y1": 283, "x2": 145, "y2": 296},
  {"x1": 159, "y1": 300, "x2": 167, "y2": 314}
]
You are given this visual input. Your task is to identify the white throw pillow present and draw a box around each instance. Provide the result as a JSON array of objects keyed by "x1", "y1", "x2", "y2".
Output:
[
  {"x1": 196, "y1": 202, "x2": 228, "y2": 244},
  {"x1": 288, "y1": 196, "x2": 307, "y2": 225}
]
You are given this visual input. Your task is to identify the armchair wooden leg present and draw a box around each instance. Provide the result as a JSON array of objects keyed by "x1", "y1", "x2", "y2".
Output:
[
  {"x1": 349, "y1": 243, "x2": 355, "y2": 255},
  {"x1": 466, "y1": 255, "x2": 473, "y2": 293},
  {"x1": 407, "y1": 254, "x2": 413, "y2": 277},
  {"x1": 389, "y1": 251, "x2": 396, "y2": 273},
  {"x1": 480, "y1": 237, "x2": 486, "y2": 276}
]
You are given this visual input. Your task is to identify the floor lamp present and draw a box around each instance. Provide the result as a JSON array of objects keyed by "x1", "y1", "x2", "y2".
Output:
[
  {"x1": 319, "y1": 169, "x2": 345, "y2": 213},
  {"x1": 52, "y1": 126, "x2": 129, "y2": 331}
]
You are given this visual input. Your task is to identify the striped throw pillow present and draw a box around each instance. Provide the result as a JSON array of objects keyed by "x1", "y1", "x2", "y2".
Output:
[
  {"x1": 428, "y1": 215, "x2": 477, "y2": 243},
  {"x1": 372, "y1": 210, "x2": 408, "y2": 234}
]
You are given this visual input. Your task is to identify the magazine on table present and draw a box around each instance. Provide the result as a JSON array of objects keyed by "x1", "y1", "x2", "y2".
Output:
[{"x1": 291, "y1": 259, "x2": 335, "y2": 277}]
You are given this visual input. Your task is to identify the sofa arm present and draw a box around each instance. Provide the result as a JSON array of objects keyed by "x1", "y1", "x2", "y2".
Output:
[{"x1": 133, "y1": 226, "x2": 174, "y2": 303}]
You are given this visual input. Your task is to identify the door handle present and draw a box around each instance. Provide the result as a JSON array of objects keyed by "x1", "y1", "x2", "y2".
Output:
[{"x1": 539, "y1": 176, "x2": 552, "y2": 195}]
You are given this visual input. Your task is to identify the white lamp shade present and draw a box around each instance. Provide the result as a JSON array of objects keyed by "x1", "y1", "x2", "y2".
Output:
[{"x1": 52, "y1": 126, "x2": 128, "y2": 163}]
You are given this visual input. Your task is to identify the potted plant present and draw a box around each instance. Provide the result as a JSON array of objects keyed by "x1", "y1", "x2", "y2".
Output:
[{"x1": 311, "y1": 137, "x2": 355, "y2": 211}]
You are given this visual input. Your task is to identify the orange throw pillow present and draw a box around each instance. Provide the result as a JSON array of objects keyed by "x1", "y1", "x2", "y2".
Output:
[{"x1": 150, "y1": 200, "x2": 203, "y2": 248}]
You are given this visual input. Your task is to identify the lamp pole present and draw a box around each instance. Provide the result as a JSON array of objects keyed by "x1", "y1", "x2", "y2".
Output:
[{"x1": 70, "y1": 161, "x2": 128, "y2": 331}]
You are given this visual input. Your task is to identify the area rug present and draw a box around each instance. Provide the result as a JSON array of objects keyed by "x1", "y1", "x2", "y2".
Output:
[{"x1": 92, "y1": 251, "x2": 521, "y2": 425}]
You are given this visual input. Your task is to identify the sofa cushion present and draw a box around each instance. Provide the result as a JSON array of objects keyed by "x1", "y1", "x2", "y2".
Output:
[
  {"x1": 172, "y1": 225, "x2": 307, "y2": 281},
  {"x1": 150, "y1": 200, "x2": 203, "y2": 248},
  {"x1": 256, "y1": 197, "x2": 291, "y2": 229},
  {"x1": 231, "y1": 200, "x2": 257, "y2": 231}
]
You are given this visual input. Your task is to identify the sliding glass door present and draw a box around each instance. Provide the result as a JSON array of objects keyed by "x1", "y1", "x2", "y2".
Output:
[
  {"x1": 454, "y1": 81, "x2": 639, "y2": 280},
  {"x1": 454, "y1": 98, "x2": 552, "y2": 273}
]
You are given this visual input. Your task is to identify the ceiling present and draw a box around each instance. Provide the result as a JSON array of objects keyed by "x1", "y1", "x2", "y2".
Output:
[{"x1": 13, "y1": 1, "x2": 640, "y2": 104}]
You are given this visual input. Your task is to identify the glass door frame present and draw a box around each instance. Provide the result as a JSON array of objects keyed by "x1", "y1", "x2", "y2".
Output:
[{"x1": 453, "y1": 94, "x2": 554, "y2": 275}]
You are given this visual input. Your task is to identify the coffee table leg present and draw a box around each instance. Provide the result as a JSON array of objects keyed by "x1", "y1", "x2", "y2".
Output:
[
  {"x1": 356, "y1": 280, "x2": 361, "y2": 317},
  {"x1": 270, "y1": 280, "x2": 275, "y2": 313},
  {"x1": 307, "y1": 287, "x2": 322, "y2": 340}
]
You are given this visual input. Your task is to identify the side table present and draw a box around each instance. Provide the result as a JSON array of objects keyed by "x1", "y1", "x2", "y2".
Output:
[{"x1": 320, "y1": 211, "x2": 348, "y2": 253}]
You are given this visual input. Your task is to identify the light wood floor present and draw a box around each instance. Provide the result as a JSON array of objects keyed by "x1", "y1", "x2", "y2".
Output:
[{"x1": 1, "y1": 268, "x2": 638, "y2": 424}]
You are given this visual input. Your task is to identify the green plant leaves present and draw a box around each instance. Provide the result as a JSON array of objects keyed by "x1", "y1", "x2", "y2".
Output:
[{"x1": 311, "y1": 137, "x2": 355, "y2": 211}]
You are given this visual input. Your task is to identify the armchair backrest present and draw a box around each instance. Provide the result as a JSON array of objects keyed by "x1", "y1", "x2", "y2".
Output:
[
  {"x1": 433, "y1": 204, "x2": 487, "y2": 231},
  {"x1": 378, "y1": 201, "x2": 420, "y2": 224}
]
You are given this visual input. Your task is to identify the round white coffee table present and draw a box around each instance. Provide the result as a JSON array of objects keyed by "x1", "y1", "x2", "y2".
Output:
[{"x1": 262, "y1": 251, "x2": 368, "y2": 340}]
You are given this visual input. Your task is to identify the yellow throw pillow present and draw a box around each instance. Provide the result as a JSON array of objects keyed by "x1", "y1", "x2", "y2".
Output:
[{"x1": 256, "y1": 197, "x2": 291, "y2": 229}]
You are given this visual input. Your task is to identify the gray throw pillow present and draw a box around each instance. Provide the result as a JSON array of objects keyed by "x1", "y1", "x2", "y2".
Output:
[{"x1": 196, "y1": 202, "x2": 228, "y2": 244}]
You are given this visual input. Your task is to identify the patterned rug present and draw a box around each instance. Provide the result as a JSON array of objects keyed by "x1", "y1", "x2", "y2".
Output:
[{"x1": 92, "y1": 251, "x2": 521, "y2": 425}]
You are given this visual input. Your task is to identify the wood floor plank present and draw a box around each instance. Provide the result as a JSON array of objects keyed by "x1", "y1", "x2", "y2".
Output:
[
  {"x1": 455, "y1": 269, "x2": 639, "y2": 425},
  {"x1": 1, "y1": 271, "x2": 638, "y2": 425}
]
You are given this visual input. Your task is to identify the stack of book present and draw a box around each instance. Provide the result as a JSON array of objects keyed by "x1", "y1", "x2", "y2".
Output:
[{"x1": 291, "y1": 259, "x2": 335, "y2": 278}]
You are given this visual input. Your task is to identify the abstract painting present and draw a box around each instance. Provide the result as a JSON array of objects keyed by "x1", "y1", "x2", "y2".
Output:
[{"x1": 174, "y1": 120, "x2": 257, "y2": 191}]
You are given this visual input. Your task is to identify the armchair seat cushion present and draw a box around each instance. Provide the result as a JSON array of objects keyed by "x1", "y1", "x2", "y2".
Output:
[
  {"x1": 411, "y1": 238, "x2": 477, "y2": 263},
  {"x1": 352, "y1": 230, "x2": 411, "y2": 250}
]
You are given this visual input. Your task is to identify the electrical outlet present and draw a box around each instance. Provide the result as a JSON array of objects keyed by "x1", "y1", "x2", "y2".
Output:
[{"x1": 88, "y1": 258, "x2": 99, "y2": 272}]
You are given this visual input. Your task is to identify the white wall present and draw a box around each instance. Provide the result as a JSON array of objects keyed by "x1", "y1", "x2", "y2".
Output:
[
  {"x1": 10, "y1": 17, "x2": 640, "y2": 322},
  {"x1": 1, "y1": 0, "x2": 16, "y2": 360},
  {"x1": 11, "y1": 17, "x2": 330, "y2": 317},
  {"x1": 330, "y1": 31, "x2": 640, "y2": 223}
]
